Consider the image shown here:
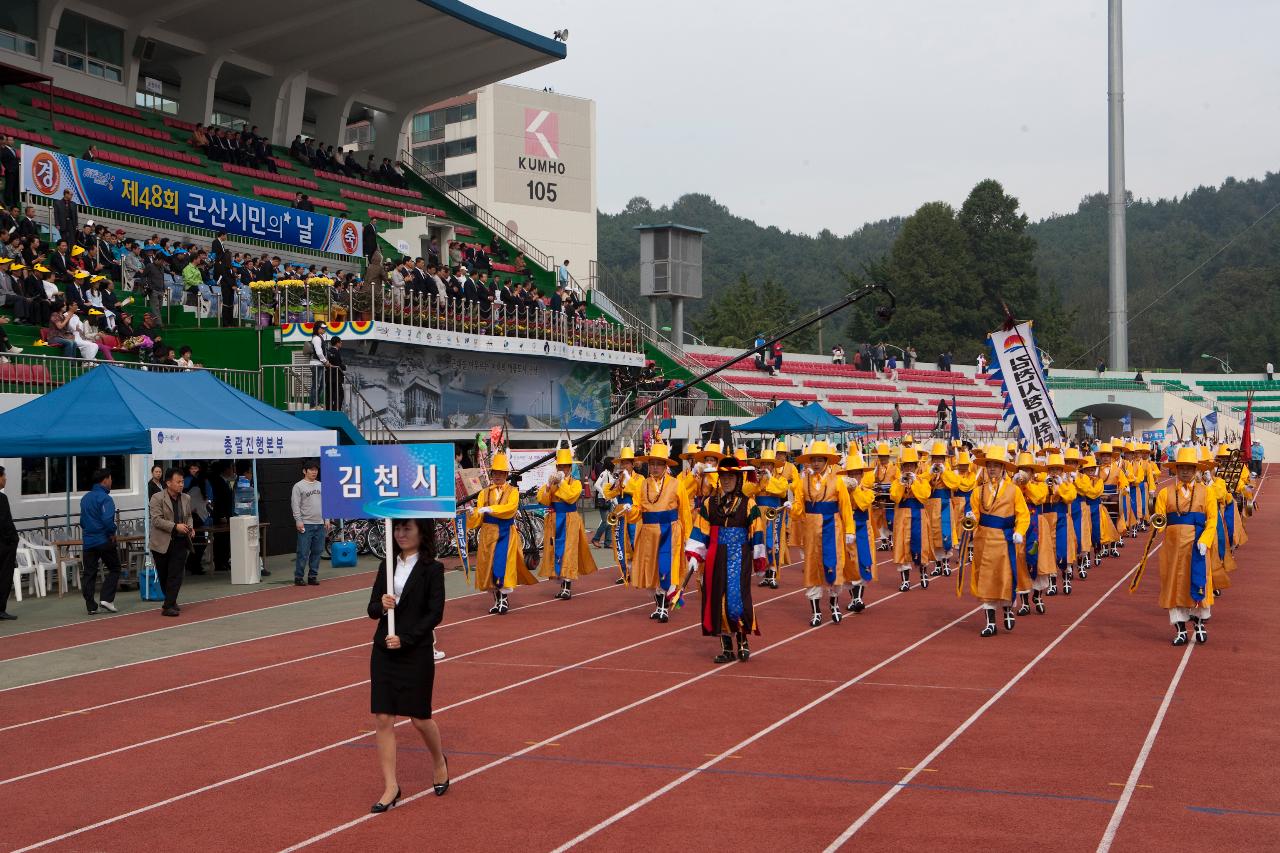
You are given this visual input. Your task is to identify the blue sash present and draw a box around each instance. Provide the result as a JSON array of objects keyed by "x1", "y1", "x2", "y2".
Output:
[
  {"x1": 900, "y1": 497, "x2": 925, "y2": 558},
  {"x1": 720, "y1": 526, "x2": 746, "y2": 622},
  {"x1": 979, "y1": 514, "x2": 1018, "y2": 602},
  {"x1": 810, "y1": 500, "x2": 840, "y2": 583},
  {"x1": 644, "y1": 508, "x2": 679, "y2": 591},
  {"x1": 482, "y1": 515, "x2": 514, "y2": 585},
  {"x1": 758, "y1": 495, "x2": 783, "y2": 567},
  {"x1": 1138, "y1": 480, "x2": 1149, "y2": 515},
  {"x1": 934, "y1": 488, "x2": 954, "y2": 550},
  {"x1": 615, "y1": 494, "x2": 635, "y2": 571},
  {"x1": 1223, "y1": 499, "x2": 1236, "y2": 545},
  {"x1": 1166, "y1": 511, "x2": 1209, "y2": 603},
  {"x1": 1086, "y1": 496, "x2": 1103, "y2": 548},
  {"x1": 1025, "y1": 505, "x2": 1039, "y2": 578},
  {"x1": 1215, "y1": 510, "x2": 1229, "y2": 562},
  {"x1": 1069, "y1": 499, "x2": 1084, "y2": 550},
  {"x1": 1050, "y1": 503, "x2": 1069, "y2": 566},
  {"x1": 853, "y1": 508, "x2": 872, "y2": 581},
  {"x1": 961, "y1": 489, "x2": 973, "y2": 514},
  {"x1": 551, "y1": 501, "x2": 577, "y2": 577},
  {"x1": 1129, "y1": 484, "x2": 1142, "y2": 519}
]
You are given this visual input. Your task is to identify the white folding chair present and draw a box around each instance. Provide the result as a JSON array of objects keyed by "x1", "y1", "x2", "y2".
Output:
[
  {"x1": 19, "y1": 538, "x2": 62, "y2": 596},
  {"x1": 13, "y1": 547, "x2": 47, "y2": 600}
]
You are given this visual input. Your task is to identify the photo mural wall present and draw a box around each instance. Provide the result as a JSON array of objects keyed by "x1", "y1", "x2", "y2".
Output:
[{"x1": 343, "y1": 343, "x2": 611, "y2": 431}]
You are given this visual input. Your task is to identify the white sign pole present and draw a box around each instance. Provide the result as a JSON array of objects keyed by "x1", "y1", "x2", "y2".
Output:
[{"x1": 385, "y1": 518, "x2": 395, "y2": 637}]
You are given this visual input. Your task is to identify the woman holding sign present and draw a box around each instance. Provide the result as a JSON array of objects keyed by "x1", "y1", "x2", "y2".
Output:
[{"x1": 367, "y1": 518, "x2": 450, "y2": 812}]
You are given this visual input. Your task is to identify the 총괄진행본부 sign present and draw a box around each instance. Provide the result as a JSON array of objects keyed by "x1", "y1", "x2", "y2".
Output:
[{"x1": 320, "y1": 444, "x2": 456, "y2": 519}]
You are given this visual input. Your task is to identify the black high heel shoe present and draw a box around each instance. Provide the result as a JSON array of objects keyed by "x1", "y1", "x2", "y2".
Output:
[
  {"x1": 434, "y1": 757, "x2": 450, "y2": 796},
  {"x1": 371, "y1": 786, "x2": 401, "y2": 814}
]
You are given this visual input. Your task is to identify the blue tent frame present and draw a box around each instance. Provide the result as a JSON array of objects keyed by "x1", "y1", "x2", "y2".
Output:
[{"x1": 731, "y1": 401, "x2": 868, "y2": 435}]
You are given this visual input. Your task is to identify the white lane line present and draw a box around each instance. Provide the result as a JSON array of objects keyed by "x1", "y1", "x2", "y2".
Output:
[
  {"x1": 1095, "y1": 640, "x2": 1195, "y2": 853},
  {"x1": 548, "y1": 606, "x2": 978, "y2": 852},
  {"x1": 0, "y1": 578, "x2": 626, "y2": 728},
  {"x1": 0, "y1": 597, "x2": 652, "y2": 787},
  {"x1": 7, "y1": 585, "x2": 809, "y2": 853},
  {"x1": 822, "y1": 545, "x2": 1161, "y2": 851},
  {"x1": 277, "y1": 569, "x2": 920, "y2": 852}
]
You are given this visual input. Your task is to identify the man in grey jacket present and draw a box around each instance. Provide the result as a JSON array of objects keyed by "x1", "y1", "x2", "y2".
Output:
[
  {"x1": 148, "y1": 468, "x2": 193, "y2": 616},
  {"x1": 291, "y1": 460, "x2": 328, "y2": 586}
]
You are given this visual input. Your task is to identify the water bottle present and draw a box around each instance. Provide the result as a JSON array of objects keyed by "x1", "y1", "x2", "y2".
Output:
[{"x1": 234, "y1": 475, "x2": 255, "y2": 516}]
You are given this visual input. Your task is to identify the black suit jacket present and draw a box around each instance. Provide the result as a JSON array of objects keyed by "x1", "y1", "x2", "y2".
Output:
[
  {"x1": 0, "y1": 491, "x2": 17, "y2": 545},
  {"x1": 16, "y1": 217, "x2": 36, "y2": 238},
  {"x1": 367, "y1": 557, "x2": 444, "y2": 648},
  {"x1": 53, "y1": 200, "x2": 78, "y2": 235}
]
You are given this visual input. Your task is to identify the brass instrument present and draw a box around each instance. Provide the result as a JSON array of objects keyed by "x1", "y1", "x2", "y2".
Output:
[
  {"x1": 930, "y1": 463, "x2": 944, "y2": 476},
  {"x1": 1045, "y1": 475, "x2": 1060, "y2": 489},
  {"x1": 606, "y1": 503, "x2": 628, "y2": 524},
  {"x1": 1149, "y1": 512, "x2": 1167, "y2": 530},
  {"x1": 900, "y1": 472, "x2": 915, "y2": 485},
  {"x1": 760, "y1": 505, "x2": 783, "y2": 522},
  {"x1": 960, "y1": 514, "x2": 977, "y2": 532}
]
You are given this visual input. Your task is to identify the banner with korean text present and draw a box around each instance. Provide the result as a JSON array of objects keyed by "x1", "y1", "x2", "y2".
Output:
[
  {"x1": 986, "y1": 322, "x2": 1063, "y2": 447},
  {"x1": 21, "y1": 145, "x2": 363, "y2": 257},
  {"x1": 150, "y1": 427, "x2": 337, "y2": 459},
  {"x1": 320, "y1": 444, "x2": 456, "y2": 519}
]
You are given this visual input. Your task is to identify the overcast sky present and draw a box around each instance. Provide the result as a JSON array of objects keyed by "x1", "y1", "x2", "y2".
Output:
[{"x1": 482, "y1": 0, "x2": 1280, "y2": 235}]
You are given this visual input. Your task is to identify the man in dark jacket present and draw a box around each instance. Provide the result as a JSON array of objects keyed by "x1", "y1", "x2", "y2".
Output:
[
  {"x1": 209, "y1": 462, "x2": 234, "y2": 572},
  {"x1": 0, "y1": 465, "x2": 18, "y2": 619},
  {"x1": 53, "y1": 190, "x2": 78, "y2": 239},
  {"x1": 80, "y1": 469, "x2": 122, "y2": 614},
  {"x1": 0, "y1": 137, "x2": 19, "y2": 208},
  {"x1": 143, "y1": 253, "x2": 167, "y2": 324}
]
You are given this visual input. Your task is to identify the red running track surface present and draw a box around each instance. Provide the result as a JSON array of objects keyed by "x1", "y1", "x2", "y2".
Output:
[{"x1": 1, "y1": 474, "x2": 1277, "y2": 853}]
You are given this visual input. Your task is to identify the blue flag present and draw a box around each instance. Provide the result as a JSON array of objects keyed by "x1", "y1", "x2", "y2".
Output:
[
  {"x1": 1166, "y1": 413, "x2": 1175, "y2": 432},
  {"x1": 1120, "y1": 412, "x2": 1132, "y2": 434},
  {"x1": 950, "y1": 395, "x2": 960, "y2": 440},
  {"x1": 1202, "y1": 410, "x2": 1218, "y2": 436}
]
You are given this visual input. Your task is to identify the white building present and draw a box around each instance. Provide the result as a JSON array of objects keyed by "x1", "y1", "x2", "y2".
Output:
[{"x1": 406, "y1": 83, "x2": 597, "y2": 275}]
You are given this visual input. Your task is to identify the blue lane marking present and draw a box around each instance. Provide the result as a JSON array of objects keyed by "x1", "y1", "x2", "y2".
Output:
[{"x1": 1186, "y1": 805, "x2": 1280, "y2": 818}]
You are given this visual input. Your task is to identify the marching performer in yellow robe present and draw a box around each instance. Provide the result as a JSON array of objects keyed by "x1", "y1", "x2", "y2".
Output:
[
  {"x1": 1199, "y1": 446, "x2": 1234, "y2": 594},
  {"x1": 467, "y1": 452, "x2": 538, "y2": 614},
  {"x1": 626, "y1": 443, "x2": 692, "y2": 623},
  {"x1": 925, "y1": 441, "x2": 961, "y2": 577},
  {"x1": 1078, "y1": 454, "x2": 1119, "y2": 566},
  {"x1": 1095, "y1": 443, "x2": 1129, "y2": 555},
  {"x1": 602, "y1": 443, "x2": 643, "y2": 585},
  {"x1": 790, "y1": 440, "x2": 855, "y2": 627},
  {"x1": 966, "y1": 446, "x2": 1031, "y2": 636},
  {"x1": 1064, "y1": 448, "x2": 1094, "y2": 577},
  {"x1": 1033, "y1": 453, "x2": 1077, "y2": 612},
  {"x1": 869, "y1": 442, "x2": 898, "y2": 551},
  {"x1": 890, "y1": 446, "x2": 934, "y2": 591},
  {"x1": 536, "y1": 447, "x2": 598, "y2": 598},
  {"x1": 1122, "y1": 442, "x2": 1147, "y2": 532},
  {"x1": 841, "y1": 451, "x2": 878, "y2": 613},
  {"x1": 1150, "y1": 447, "x2": 1218, "y2": 645},
  {"x1": 752, "y1": 447, "x2": 791, "y2": 589}
]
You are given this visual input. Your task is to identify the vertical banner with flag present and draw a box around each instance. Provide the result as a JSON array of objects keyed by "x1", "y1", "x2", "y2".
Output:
[
  {"x1": 1240, "y1": 392, "x2": 1253, "y2": 458},
  {"x1": 1120, "y1": 412, "x2": 1132, "y2": 435},
  {"x1": 950, "y1": 395, "x2": 960, "y2": 441},
  {"x1": 986, "y1": 322, "x2": 1062, "y2": 446},
  {"x1": 1203, "y1": 410, "x2": 1219, "y2": 440}
]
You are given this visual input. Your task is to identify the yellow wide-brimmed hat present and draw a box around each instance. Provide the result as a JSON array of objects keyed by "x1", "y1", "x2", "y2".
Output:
[
  {"x1": 898, "y1": 446, "x2": 922, "y2": 465},
  {"x1": 692, "y1": 440, "x2": 726, "y2": 463},
  {"x1": 612, "y1": 442, "x2": 636, "y2": 465},
  {"x1": 679, "y1": 442, "x2": 702, "y2": 460},
  {"x1": 773, "y1": 439, "x2": 791, "y2": 456},
  {"x1": 1081, "y1": 454, "x2": 1099, "y2": 469},
  {"x1": 797, "y1": 440, "x2": 841, "y2": 464},
  {"x1": 929, "y1": 440, "x2": 949, "y2": 458},
  {"x1": 1064, "y1": 447, "x2": 1082, "y2": 463},
  {"x1": 489, "y1": 452, "x2": 511, "y2": 473},
  {"x1": 1045, "y1": 453, "x2": 1067, "y2": 469},
  {"x1": 1015, "y1": 451, "x2": 1043, "y2": 472},
  {"x1": 900, "y1": 434, "x2": 915, "y2": 446},
  {"x1": 753, "y1": 447, "x2": 778, "y2": 467},
  {"x1": 1164, "y1": 446, "x2": 1208, "y2": 471},
  {"x1": 874, "y1": 442, "x2": 891, "y2": 456},
  {"x1": 983, "y1": 445, "x2": 1019, "y2": 471},
  {"x1": 954, "y1": 450, "x2": 973, "y2": 467},
  {"x1": 641, "y1": 443, "x2": 681, "y2": 467},
  {"x1": 554, "y1": 447, "x2": 579, "y2": 466},
  {"x1": 841, "y1": 451, "x2": 873, "y2": 473},
  {"x1": 73, "y1": 269, "x2": 90, "y2": 279}
]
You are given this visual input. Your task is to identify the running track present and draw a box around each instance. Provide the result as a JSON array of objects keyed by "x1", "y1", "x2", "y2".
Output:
[{"x1": 2, "y1": 473, "x2": 1276, "y2": 853}]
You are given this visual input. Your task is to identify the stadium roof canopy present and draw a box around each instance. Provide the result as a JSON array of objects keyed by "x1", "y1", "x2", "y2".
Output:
[{"x1": 8, "y1": 0, "x2": 565, "y2": 155}]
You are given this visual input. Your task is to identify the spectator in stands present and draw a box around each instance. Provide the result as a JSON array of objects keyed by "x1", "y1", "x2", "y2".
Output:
[
  {"x1": 873, "y1": 342, "x2": 886, "y2": 373},
  {"x1": 0, "y1": 205, "x2": 15, "y2": 233},
  {"x1": 1267, "y1": 361, "x2": 1274, "y2": 382},
  {"x1": 906, "y1": 345, "x2": 917, "y2": 369},
  {"x1": 891, "y1": 403, "x2": 903, "y2": 432},
  {"x1": 82, "y1": 145, "x2": 100, "y2": 163},
  {"x1": 46, "y1": 301, "x2": 79, "y2": 358},
  {"x1": 120, "y1": 240, "x2": 143, "y2": 290},
  {"x1": 293, "y1": 192, "x2": 316, "y2": 212},
  {"x1": 1, "y1": 137, "x2": 19, "y2": 208},
  {"x1": 1251, "y1": 441, "x2": 1264, "y2": 476},
  {"x1": 939, "y1": 351, "x2": 953, "y2": 372},
  {"x1": 831, "y1": 344, "x2": 845, "y2": 365},
  {"x1": 53, "y1": 190, "x2": 79, "y2": 242},
  {"x1": 254, "y1": 137, "x2": 277, "y2": 173},
  {"x1": 190, "y1": 123, "x2": 210, "y2": 149},
  {"x1": 16, "y1": 205, "x2": 36, "y2": 239},
  {"x1": 935, "y1": 398, "x2": 949, "y2": 431},
  {"x1": 49, "y1": 239, "x2": 73, "y2": 284},
  {"x1": 549, "y1": 284, "x2": 563, "y2": 314},
  {"x1": 557, "y1": 259, "x2": 571, "y2": 289},
  {"x1": 143, "y1": 253, "x2": 168, "y2": 323},
  {"x1": 1132, "y1": 370, "x2": 1144, "y2": 383},
  {"x1": 176, "y1": 345, "x2": 196, "y2": 369},
  {"x1": 770, "y1": 340, "x2": 784, "y2": 376},
  {"x1": 976, "y1": 352, "x2": 987, "y2": 375},
  {"x1": 344, "y1": 150, "x2": 365, "y2": 177},
  {"x1": 886, "y1": 352, "x2": 898, "y2": 381},
  {"x1": 308, "y1": 324, "x2": 330, "y2": 409},
  {"x1": 1096, "y1": 359, "x2": 1106, "y2": 376},
  {"x1": 851, "y1": 348, "x2": 862, "y2": 371},
  {"x1": 290, "y1": 135, "x2": 306, "y2": 160}
]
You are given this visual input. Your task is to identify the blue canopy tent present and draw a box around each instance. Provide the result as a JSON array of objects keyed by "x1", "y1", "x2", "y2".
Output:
[
  {"x1": 0, "y1": 366, "x2": 333, "y2": 457},
  {"x1": 731, "y1": 401, "x2": 868, "y2": 435},
  {"x1": 0, "y1": 367, "x2": 336, "y2": 540}
]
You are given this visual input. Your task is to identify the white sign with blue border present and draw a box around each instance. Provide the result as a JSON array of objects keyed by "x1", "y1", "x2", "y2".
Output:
[{"x1": 321, "y1": 444, "x2": 456, "y2": 519}]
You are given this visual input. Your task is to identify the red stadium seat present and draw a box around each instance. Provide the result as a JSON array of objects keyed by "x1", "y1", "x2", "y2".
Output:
[
  {"x1": 314, "y1": 170, "x2": 424, "y2": 199},
  {"x1": 223, "y1": 163, "x2": 319, "y2": 191}
]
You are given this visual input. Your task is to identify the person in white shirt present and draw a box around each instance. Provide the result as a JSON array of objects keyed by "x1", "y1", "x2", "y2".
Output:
[
  {"x1": 1268, "y1": 361, "x2": 1275, "y2": 382},
  {"x1": 66, "y1": 307, "x2": 101, "y2": 360},
  {"x1": 175, "y1": 346, "x2": 195, "y2": 370},
  {"x1": 308, "y1": 326, "x2": 329, "y2": 408},
  {"x1": 976, "y1": 353, "x2": 988, "y2": 375}
]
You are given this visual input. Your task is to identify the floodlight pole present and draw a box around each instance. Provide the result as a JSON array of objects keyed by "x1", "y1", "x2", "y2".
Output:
[{"x1": 1107, "y1": 0, "x2": 1129, "y2": 371}]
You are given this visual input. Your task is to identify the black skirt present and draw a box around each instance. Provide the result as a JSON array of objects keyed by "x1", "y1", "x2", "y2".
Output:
[{"x1": 370, "y1": 640, "x2": 435, "y2": 719}]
